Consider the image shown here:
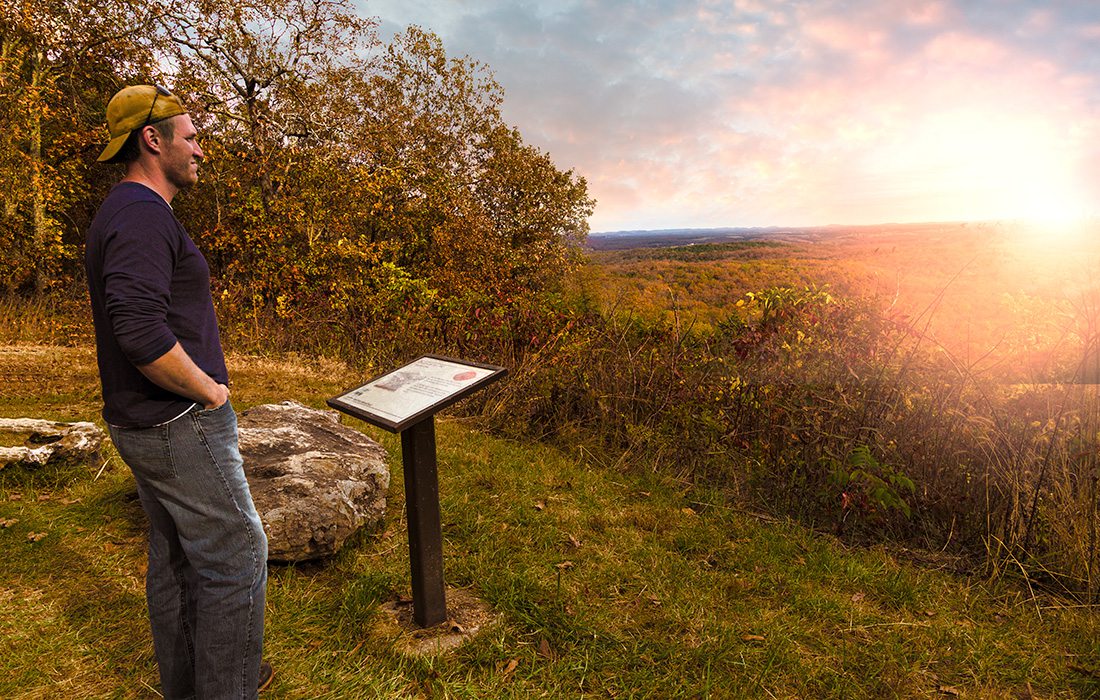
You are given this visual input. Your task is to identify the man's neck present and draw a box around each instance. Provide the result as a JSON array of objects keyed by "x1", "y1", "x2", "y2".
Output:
[{"x1": 122, "y1": 161, "x2": 178, "y2": 204}]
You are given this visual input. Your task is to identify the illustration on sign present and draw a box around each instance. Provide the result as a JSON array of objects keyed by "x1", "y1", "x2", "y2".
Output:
[{"x1": 331, "y1": 356, "x2": 501, "y2": 429}]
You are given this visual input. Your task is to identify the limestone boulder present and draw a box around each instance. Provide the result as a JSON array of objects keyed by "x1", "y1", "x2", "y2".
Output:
[
  {"x1": 0, "y1": 418, "x2": 106, "y2": 469},
  {"x1": 237, "y1": 401, "x2": 390, "y2": 562}
]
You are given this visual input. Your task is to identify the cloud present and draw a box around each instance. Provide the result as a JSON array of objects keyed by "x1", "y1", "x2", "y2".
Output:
[{"x1": 364, "y1": 0, "x2": 1100, "y2": 230}]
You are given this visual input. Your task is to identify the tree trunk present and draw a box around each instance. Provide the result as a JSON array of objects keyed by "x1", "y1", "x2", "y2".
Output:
[
  {"x1": 244, "y1": 95, "x2": 274, "y2": 212},
  {"x1": 30, "y1": 47, "x2": 48, "y2": 293}
]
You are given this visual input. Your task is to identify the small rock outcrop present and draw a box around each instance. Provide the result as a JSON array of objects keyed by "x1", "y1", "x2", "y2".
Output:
[
  {"x1": 0, "y1": 418, "x2": 106, "y2": 469},
  {"x1": 237, "y1": 401, "x2": 390, "y2": 562}
]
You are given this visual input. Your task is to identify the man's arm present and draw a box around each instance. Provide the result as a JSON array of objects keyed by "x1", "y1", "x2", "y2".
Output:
[{"x1": 137, "y1": 342, "x2": 229, "y2": 409}]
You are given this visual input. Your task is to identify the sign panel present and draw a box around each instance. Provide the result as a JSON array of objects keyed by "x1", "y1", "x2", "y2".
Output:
[{"x1": 327, "y1": 354, "x2": 507, "y2": 432}]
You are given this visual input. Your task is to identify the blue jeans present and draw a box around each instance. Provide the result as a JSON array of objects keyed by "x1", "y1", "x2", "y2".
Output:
[{"x1": 110, "y1": 401, "x2": 268, "y2": 700}]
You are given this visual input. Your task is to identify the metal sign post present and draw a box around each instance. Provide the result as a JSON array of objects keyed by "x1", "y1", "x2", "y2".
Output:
[
  {"x1": 328, "y1": 355, "x2": 507, "y2": 628},
  {"x1": 401, "y1": 416, "x2": 445, "y2": 626}
]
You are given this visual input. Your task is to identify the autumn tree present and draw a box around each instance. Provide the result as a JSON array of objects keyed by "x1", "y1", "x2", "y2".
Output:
[
  {"x1": 470, "y1": 123, "x2": 592, "y2": 290},
  {"x1": 150, "y1": 4, "x2": 593, "y2": 358},
  {"x1": 0, "y1": 0, "x2": 159, "y2": 292},
  {"x1": 155, "y1": 0, "x2": 377, "y2": 301},
  {"x1": 1, "y1": 0, "x2": 594, "y2": 364},
  {"x1": 353, "y1": 27, "x2": 594, "y2": 294},
  {"x1": 160, "y1": 0, "x2": 375, "y2": 209}
]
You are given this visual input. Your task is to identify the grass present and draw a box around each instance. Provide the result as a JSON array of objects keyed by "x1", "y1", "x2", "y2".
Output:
[{"x1": 2, "y1": 344, "x2": 1099, "y2": 698}]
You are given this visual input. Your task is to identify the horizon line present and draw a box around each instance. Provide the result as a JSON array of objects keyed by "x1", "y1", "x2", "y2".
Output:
[{"x1": 589, "y1": 217, "x2": 1096, "y2": 236}]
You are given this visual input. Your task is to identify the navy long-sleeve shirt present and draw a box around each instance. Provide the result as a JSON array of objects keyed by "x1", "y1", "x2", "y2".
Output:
[{"x1": 85, "y1": 182, "x2": 228, "y2": 427}]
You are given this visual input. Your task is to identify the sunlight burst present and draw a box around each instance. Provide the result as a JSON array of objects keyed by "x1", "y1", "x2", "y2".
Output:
[{"x1": 876, "y1": 109, "x2": 1090, "y2": 224}]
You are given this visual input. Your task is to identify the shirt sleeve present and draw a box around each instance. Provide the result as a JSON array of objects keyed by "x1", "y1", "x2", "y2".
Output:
[{"x1": 101, "y1": 201, "x2": 180, "y2": 366}]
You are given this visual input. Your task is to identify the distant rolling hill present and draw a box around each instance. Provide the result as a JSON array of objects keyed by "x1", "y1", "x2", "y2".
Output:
[
  {"x1": 584, "y1": 223, "x2": 964, "y2": 251},
  {"x1": 586, "y1": 227, "x2": 791, "y2": 250}
]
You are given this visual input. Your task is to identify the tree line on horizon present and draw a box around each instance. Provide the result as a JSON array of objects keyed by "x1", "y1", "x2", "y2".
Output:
[{"x1": 0, "y1": 0, "x2": 594, "y2": 358}]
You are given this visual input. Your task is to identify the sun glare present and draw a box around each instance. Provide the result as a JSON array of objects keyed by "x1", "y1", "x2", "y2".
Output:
[
  {"x1": 1010, "y1": 151, "x2": 1091, "y2": 227},
  {"x1": 1006, "y1": 159, "x2": 1093, "y2": 251},
  {"x1": 883, "y1": 108, "x2": 1094, "y2": 236},
  {"x1": 897, "y1": 108, "x2": 1097, "y2": 258}
]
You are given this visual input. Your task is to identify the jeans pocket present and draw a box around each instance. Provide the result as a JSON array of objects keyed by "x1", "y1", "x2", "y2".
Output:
[
  {"x1": 194, "y1": 399, "x2": 230, "y2": 418},
  {"x1": 109, "y1": 423, "x2": 176, "y2": 480},
  {"x1": 192, "y1": 400, "x2": 237, "y2": 447}
]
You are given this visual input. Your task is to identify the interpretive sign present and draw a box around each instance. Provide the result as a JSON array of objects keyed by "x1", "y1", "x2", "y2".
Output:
[
  {"x1": 327, "y1": 355, "x2": 507, "y2": 628},
  {"x1": 327, "y1": 355, "x2": 506, "y2": 433}
]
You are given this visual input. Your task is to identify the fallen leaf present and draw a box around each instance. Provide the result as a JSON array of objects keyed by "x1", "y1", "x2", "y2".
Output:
[
  {"x1": 8, "y1": 494, "x2": 22, "y2": 501},
  {"x1": 0, "y1": 518, "x2": 17, "y2": 528},
  {"x1": 448, "y1": 620, "x2": 465, "y2": 634},
  {"x1": 37, "y1": 494, "x2": 52, "y2": 502},
  {"x1": 938, "y1": 686, "x2": 960, "y2": 696},
  {"x1": 851, "y1": 592, "x2": 866, "y2": 603},
  {"x1": 681, "y1": 507, "x2": 697, "y2": 516},
  {"x1": 555, "y1": 561, "x2": 575, "y2": 570},
  {"x1": 27, "y1": 532, "x2": 47, "y2": 542},
  {"x1": 534, "y1": 500, "x2": 546, "y2": 511},
  {"x1": 566, "y1": 534, "x2": 582, "y2": 549},
  {"x1": 498, "y1": 658, "x2": 519, "y2": 677},
  {"x1": 59, "y1": 498, "x2": 80, "y2": 506},
  {"x1": 537, "y1": 638, "x2": 556, "y2": 660},
  {"x1": 741, "y1": 634, "x2": 766, "y2": 642}
]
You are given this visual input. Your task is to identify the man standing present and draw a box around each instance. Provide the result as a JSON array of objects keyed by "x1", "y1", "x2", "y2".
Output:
[{"x1": 85, "y1": 85, "x2": 271, "y2": 698}]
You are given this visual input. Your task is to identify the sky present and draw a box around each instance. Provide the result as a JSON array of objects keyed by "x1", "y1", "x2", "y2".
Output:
[{"x1": 361, "y1": 0, "x2": 1100, "y2": 233}]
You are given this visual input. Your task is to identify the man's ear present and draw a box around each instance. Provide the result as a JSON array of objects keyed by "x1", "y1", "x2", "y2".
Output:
[{"x1": 139, "y1": 125, "x2": 162, "y2": 155}]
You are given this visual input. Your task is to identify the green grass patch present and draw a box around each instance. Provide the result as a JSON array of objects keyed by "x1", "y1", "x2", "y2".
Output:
[{"x1": 1, "y1": 345, "x2": 1098, "y2": 698}]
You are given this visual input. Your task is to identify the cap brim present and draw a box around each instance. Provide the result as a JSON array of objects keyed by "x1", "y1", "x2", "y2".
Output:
[{"x1": 97, "y1": 132, "x2": 130, "y2": 163}]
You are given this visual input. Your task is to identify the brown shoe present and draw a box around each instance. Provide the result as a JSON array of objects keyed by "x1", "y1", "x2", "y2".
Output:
[{"x1": 258, "y1": 661, "x2": 275, "y2": 692}]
